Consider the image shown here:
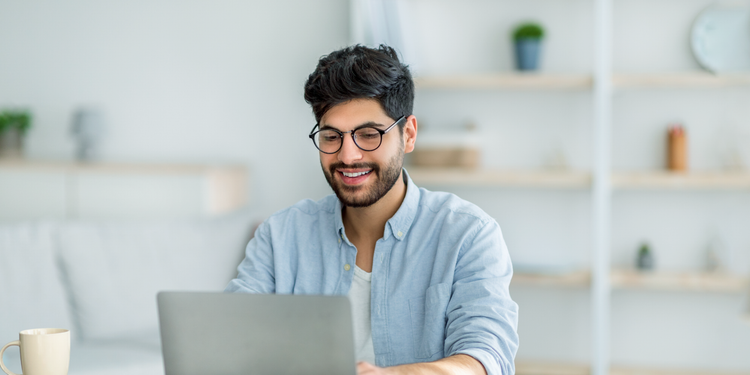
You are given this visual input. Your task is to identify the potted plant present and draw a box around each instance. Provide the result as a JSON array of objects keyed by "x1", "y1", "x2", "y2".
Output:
[
  {"x1": 0, "y1": 110, "x2": 32, "y2": 158},
  {"x1": 636, "y1": 242, "x2": 655, "y2": 271},
  {"x1": 512, "y1": 22, "x2": 545, "y2": 71}
]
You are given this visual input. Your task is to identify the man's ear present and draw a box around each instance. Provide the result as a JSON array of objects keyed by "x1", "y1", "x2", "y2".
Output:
[{"x1": 403, "y1": 115, "x2": 417, "y2": 154}]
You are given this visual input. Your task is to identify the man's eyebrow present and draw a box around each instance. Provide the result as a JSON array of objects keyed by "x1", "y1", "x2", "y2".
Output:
[{"x1": 320, "y1": 121, "x2": 386, "y2": 131}]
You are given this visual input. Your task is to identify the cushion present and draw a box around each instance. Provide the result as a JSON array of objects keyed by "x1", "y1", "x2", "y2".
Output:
[
  {"x1": 57, "y1": 208, "x2": 258, "y2": 343},
  {"x1": 0, "y1": 222, "x2": 74, "y2": 342}
]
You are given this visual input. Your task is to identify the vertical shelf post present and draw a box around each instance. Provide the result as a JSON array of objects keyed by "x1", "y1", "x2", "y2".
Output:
[{"x1": 592, "y1": 0, "x2": 613, "y2": 373}]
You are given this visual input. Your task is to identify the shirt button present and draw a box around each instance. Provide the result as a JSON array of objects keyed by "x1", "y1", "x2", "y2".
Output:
[
  {"x1": 344, "y1": 264, "x2": 351, "y2": 271},
  {"x1": 338, "y1": 238, "x2": 341, "y2": 244},
  {"x1": 397, "y1": 231, "x2": 403, "y2": 238}
]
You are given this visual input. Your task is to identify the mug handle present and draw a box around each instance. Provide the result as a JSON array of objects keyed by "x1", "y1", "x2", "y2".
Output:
[{"x1": 0, "y1": 341, "x2": 21, "y2": 375}]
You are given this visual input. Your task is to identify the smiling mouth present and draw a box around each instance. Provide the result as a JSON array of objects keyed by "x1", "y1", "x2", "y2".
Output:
[{"x1": 340, "y1": 170, "x2": 372, "y2": 177}]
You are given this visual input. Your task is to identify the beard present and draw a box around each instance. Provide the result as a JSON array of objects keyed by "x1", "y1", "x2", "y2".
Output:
[{"x1": 322, "y1": 151, "x2": 404, "y2": 208}]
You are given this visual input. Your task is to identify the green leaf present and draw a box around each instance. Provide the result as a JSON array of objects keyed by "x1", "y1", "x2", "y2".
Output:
[
  {"x1": 0, "y1": 109, "x2": 32, "y2": 134},
  {"x1": 0, "y1": 112, "x2": 7, "y2": 133},
  {"x1": 512, "y1": 23, "x2": 545, "y2": 40}
]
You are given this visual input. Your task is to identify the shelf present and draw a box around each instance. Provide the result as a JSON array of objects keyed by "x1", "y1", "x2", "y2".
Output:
[
  {"x1": 512, "y1": 270, "x2": 591, "y2": 288},
  {"x1": 414, "y1": 72, "x2": 750, "y2": 90},
  {"x1": 509, "y1": 269, "x2": 748, "y2": 292},
  {"x1": 612, "y1": 171, "x2": 750, "y2": 190},
  {"x1": 0, "y1": 159, "x2": 245, "y2": 175},
  {"x1": 610, "y1": 269, "x2": 749, "y2": 292},
  {"x1": 516, "y1": 363, "x2": 750, "y2": 375},
  {"x1": 414, "y1": 73, "x2": 593, "y2": 90},
  {"x1": 610, "y1": 367, "x2": 750, "y2": 375},
  {"x1": 613, "y1": 72, "x2": 750, "y2": 89},
  {"x1": 0, "y1": 160, "x2": 248, "y2": 219},
  {"x1": 509, "y1": 268, "x2": 748, "y2": 291},
  {"x1": 409, "y1": 169, "x2": 750, "y2": 189},
  {"x1": 407, "y1": 168, "x2": 591, "y2": 188},
  {"x1": 516, "y1": 361, "x2": 589, "y2": 375}
]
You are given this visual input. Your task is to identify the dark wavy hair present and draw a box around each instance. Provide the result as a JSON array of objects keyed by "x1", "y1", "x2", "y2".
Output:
[{"x1": 304, "y1": 44, "x2": 414, "y2": 129}]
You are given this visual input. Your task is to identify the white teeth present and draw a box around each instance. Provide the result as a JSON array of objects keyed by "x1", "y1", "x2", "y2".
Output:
[{"x1": 342, "y1": 170, "x2": 371, "y2": 177}]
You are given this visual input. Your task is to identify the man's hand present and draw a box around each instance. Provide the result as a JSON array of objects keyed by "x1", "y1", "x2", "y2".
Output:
[{"x1": 356, "y1": 354, "x2": 487, "y2": 375}]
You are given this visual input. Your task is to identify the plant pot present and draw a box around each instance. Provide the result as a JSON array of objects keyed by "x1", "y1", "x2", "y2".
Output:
[
  {"x1": 636, "y1": 247, "x2": 654, "y2": 271},
  {"x1": 0, "y1": 127, "x2": 24, "y2": 159},
  {"x1": 514, "y1": 38, "x2": 542, "y2": 71}
]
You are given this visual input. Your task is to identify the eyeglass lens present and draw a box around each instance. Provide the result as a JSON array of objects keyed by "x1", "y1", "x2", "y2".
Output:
[{"x1": 314, "y1": 127, "x2": 382, "y2": 153}]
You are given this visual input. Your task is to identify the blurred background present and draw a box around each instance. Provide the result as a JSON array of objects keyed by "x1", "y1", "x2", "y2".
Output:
[{"x1": 1, "y1": 0, "x2": 750, "y2": 374}]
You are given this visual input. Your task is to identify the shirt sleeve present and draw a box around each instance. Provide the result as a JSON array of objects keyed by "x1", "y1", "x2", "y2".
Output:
[
  {"x1": 224, "y1": 220, "x2": 276, "y2": 294},
  {"x1": 444, "y1": 219, "x2": 519, "y2": 375}
]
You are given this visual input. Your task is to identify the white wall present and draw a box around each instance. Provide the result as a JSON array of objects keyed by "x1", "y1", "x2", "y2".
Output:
[
  {"x1": 0, "y1": 0, "x2": 349, "y2": 216},
  {"x1": 3, "y1": 0, "x2": 750, "y2": 370}
]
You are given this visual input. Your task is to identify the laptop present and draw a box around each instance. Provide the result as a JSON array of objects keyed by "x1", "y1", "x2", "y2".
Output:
[{"x1": 157, "y1": 291, "x2": 356, "y2": 375}]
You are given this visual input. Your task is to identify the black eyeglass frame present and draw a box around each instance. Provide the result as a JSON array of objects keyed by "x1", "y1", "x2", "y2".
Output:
[{"x1": 308, "y1": 115, "x2": 407, "y2": 154}]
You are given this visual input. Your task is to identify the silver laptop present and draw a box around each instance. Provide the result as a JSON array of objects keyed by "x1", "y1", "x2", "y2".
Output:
[{"x1": 157, "y1": 291, "x2": 356, "y2": 375}]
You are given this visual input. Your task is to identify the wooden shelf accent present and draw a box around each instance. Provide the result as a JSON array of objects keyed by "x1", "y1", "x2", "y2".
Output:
[
  {"x1": 0, "y1": 159, "x2": 245, "y2": 175},
  {"x1": 511, "y1": 268, "x2": 748, "y2": 291},
  {"x1": 415, "y1": 72, "x2": 750, "y2": 90},
  {"x1": 516, "y1": 361, "x2": 589, "y2": 375},
  {"x1": 613, "y1": 72, "x2": 750, "y2": 89},
  {"x1": 512, "y1": 270, "x2": 591, "y2": 287},
  {"x1": 610, "y1": 366, "x2": 750, "y2": 375},
  {"x1": 407, "y1": 168, "x2": 591, "y2": 188},
  {"x1": 414, "y1": 73, "x2": 593, "y2": 90},
  {"x1": 610, "y1": 269, "x2": 749, "y2": 292},
  {"x1": 515, "y1": 363, "x2": 750, "y2": 375},
  {"x1": 0, "y1": 160, "x2": 248, "y2": 218},
  {"x1": 612, "y1": 171, "x2": 750, "y2": 190}
]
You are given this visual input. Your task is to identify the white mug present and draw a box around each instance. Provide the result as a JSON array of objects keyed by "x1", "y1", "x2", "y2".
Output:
[{"x1": 0, "y1": 328, "x2": 70, "y2": 375}]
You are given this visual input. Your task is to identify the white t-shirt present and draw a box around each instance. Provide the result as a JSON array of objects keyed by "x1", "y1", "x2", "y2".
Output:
[{"x1": 348, "y1": 265, "x2": 376, "y2": 364}]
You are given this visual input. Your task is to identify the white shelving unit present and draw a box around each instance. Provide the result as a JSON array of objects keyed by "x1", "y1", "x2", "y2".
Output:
[{"x1": 354, "y1": 0, "x2": 750, "y2": 373}]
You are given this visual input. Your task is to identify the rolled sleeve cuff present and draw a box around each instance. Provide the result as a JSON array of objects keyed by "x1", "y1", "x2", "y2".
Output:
[{"x1": 456, "y1": 347, "x2": 513, "y2": 375}]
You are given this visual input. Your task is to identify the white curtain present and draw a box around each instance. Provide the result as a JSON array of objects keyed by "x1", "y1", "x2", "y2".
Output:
[{"x1": 350, "y1": 0, "x2": 420, "y2": 74}]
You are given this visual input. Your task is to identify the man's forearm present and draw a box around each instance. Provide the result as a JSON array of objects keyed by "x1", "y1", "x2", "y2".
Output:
[{"x1": 387, "y1": 354, "x2": 487, "y2": 375}]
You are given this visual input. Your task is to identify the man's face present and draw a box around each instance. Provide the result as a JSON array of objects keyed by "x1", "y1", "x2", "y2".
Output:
[{"x1": 318, "y1": 99, "x2": 409, "y2": 208}]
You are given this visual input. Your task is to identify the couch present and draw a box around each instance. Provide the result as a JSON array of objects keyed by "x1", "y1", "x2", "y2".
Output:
[{"x1": 0, "y1": 208, "x2": 258, "y2": 375}]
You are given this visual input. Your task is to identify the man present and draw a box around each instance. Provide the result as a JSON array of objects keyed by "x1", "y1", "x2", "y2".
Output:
[{"x1": 226, "y1": 45, "x2": 518, "y2": 375}]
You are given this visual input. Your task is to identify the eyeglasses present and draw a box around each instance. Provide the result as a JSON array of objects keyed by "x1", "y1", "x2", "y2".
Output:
[{"x1": 309, "y1": 116, "x2": 406, "y2": 154}]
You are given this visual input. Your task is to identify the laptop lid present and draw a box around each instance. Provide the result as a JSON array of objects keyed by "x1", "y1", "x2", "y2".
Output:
[{"x1": 157, "y1": 291, "x2": 356, "y2": 375}]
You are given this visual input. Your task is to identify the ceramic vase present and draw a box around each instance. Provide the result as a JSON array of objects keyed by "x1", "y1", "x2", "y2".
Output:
[
  {"x1": 0, "y1": 127, "x2": 23, "y2": 158},
  {"x1": 514, "y1": 38, "x2": 542, "y2": 71}
]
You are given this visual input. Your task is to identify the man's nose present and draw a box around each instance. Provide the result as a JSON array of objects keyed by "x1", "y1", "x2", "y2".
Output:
[{"x1": 338, "y1": 133, "x2": 363, "y2": 165}]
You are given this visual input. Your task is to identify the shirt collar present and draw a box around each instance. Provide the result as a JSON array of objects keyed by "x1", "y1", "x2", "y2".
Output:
[
  {"x1": 386, "y1": 169, "x2": 419, "y2": 241},
  {"x1": 334, "y1": 168, "x2": 420, "y2": 242}
]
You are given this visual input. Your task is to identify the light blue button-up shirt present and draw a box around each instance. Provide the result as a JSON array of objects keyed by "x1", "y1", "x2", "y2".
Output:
[{"x1": 225, "y1": 170, "x2": 519, "y2": 375}]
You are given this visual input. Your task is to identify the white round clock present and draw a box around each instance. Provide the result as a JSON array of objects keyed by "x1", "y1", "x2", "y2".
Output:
[{"x1": 691, "y1": 2, "x2": 750, "y2": 73}]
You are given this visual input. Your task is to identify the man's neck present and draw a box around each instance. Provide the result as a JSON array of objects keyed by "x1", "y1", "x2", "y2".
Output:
[{"x1": 342, "y1": 173, "x2": 407, "y2": 245}]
